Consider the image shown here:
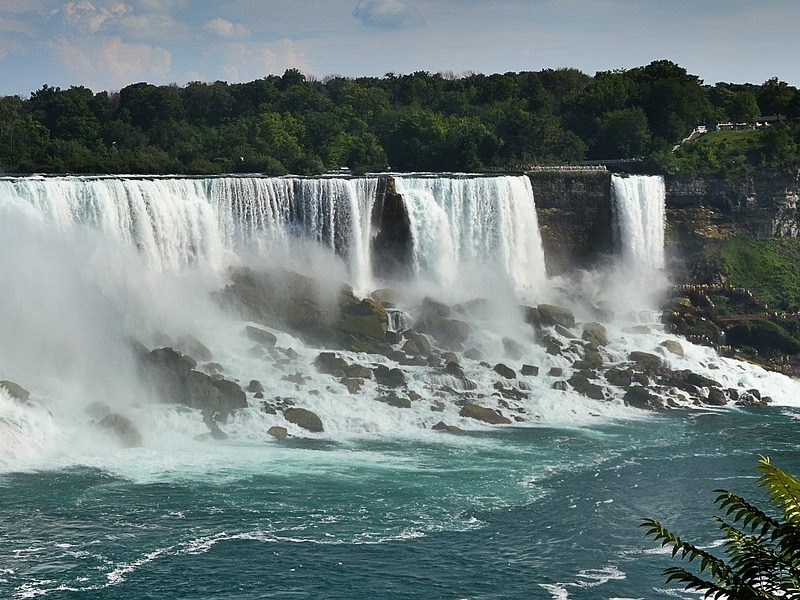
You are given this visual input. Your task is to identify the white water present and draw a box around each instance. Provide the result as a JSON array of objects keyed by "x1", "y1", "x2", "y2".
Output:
[
  {"x1": 2, "y1": 173, "x2": 800, "y2": 476},
  {"x1": 611, "y1": 174, "x2": 666, "y2": 271},
  {"x1": 394, "y1": 175, "x2": 547, "y2": 302}
]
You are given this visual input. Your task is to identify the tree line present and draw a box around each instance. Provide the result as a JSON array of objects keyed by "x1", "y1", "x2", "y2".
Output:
[{"x1": 0, "y1": 59, "x2": 798, "y2": 176}]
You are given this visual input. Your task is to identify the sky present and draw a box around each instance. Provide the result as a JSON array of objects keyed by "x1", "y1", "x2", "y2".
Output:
[{"x1": 0, "y1": 0, "x2": 798, "y2": 97}]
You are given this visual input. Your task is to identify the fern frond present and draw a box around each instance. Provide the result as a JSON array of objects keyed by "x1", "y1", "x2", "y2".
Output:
[
  {"x1": 758, "y1": 456, "x2": 800, "y2": 524},
  {"x1": 714, "y1": 490, "x2": 780, "y2": 536}
]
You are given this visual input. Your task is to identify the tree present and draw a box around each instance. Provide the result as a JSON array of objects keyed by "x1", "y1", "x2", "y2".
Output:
[
  {"x1": 728, "y1": 91, "x2": 761, "y2": 124},
  {"x1": 642, "y1": 456, "x2": 800, "y2": 599}
]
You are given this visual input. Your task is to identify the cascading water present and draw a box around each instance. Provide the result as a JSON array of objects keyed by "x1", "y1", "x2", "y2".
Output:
[
  {"x1": 393, "y1": 175, "x2": 547, "y2": 301},
  {"x1": 3, "y1": 172, "x2": 800, "y2": 600},
  {"x1": 610, "y1": 173, "x2": 666, "y2": 271},
  {"x1": 0, "y1": 176, "x2": 378, "y2": 289}
]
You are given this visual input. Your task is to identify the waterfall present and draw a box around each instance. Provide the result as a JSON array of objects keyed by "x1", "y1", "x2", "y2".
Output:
[
  {"x1": 610, "y1": 174, "x2": 666, "y2": 271},
  {"x1": 393, "y1": 175, "x2": 547, "y2": 299},
  {"x1": 0, "y1": 174, "x2": 548, "y2": 299},
  {"x1": 0, "y1": 176, "x2": 378, "y2": 289}
]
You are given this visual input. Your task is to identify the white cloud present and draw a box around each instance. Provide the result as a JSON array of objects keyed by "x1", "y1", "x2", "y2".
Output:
[
  {"x1": 212, "y1": 40, "x2": 312, "y2": 83},
  {"x1": 202, "y1": 17, "x2": 250, "y2": 39},
  {"x1": 353, "y1": 0, "x2": 424, "y2": 29},
  {"x1": 52, "y1": 35, "x2": 172, "y2": 89},
  {"x1": 60, "y1": 1, "x2": 130, "y2": 33}
]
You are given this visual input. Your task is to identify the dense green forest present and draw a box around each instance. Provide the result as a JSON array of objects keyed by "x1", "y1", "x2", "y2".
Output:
[{"x1": 1, "y1": 60, "x2": 799, "y2": 175}]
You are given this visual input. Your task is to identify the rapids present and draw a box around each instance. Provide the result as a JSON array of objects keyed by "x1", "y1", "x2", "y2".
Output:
[{"x1": 1, "y1": 172, "x2": 799, "y2": 599}]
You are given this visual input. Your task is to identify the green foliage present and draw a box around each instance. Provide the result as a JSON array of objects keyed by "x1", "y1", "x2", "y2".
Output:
[
  {"x1": 718, "y1": 236, "x2": 800, "y2": 311},
  {"x1": 0, "y1": 63, "x2": 797, "y2": 174},
  {"x1": 642, "y1": 456, "x2": 800, "y2": 598}
]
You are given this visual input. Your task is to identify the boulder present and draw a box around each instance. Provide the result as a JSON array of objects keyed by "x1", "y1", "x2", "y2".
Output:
[
  {"x1": 373, "y1": 365, "x2": 407, "y2": 387},
  {"x1": 538, "y1": 304, "x2": 576, "y2": 329},
  {"x1": 623, "y1": 386, "x2": 659, "y2": 410},
  {"x1": 582, "y1": 322, "x2": 608, "y2": 347},
  {"x1": 628, "y1": 351, "x2": 663, "y2": 372},
  {"x1": 432, "y1": 421, "x2": 462, "y2": 432},
  {"x1": 0, "y1": 380, "x2": 30, "y2": 402},
  {"x1": 705, "y1": 388, "x2": 728, "y2": 406},
  {"x1": 568, "y1": 373, "x2": 605, "y2": 400},
  {"x1": 605, "y1": 367, "x2": 633, "y2": 388},
  {"x1": 548, "y1": 367, "x2": 563, "y2": 377},
  {"x1": 96, "y1": 413, "x2": 142, "y2": 447},
  {"x1": 341, "y1": 377, "x2": 363, "y2": 394},
  {"x1": 415, "y1": 298, "x2": 471, "y2": 349},
  {"x1": 284, "y1": 407, "x2": 324, "y2": 433},
  {"x1": 340, "y1": 298, "x2": 389, "y2": 339},
  {"x1": 314, "y1": 352, "x2": 349, "y2": 376},
  {"x1": 267, "y1": 426, "x2": 289, "y2": 440},
  {"x1": 659, "y1": 340, "x2": 685, "y2": 356},
  {"x1": 247, "y1": 380, "x2": 265, "y2": 394},
  {"x1": 521, "y1": 364, "x2": 539, "y2": 376},
  {"x1": 246, "y1": 325, "x2": 278, "y2": 349},
  {"x1": 344, "y1": 364, "x2": 373, "y2": 379},
  {"x1": 493, "y1": 363, "x2": 517, "y2": 379},
  {"x1": 176, "y1": 334, "x2": 213, "y2": 362},
  {"x1": 459, "y1": 403, "x2": 512, "y2": 425},
  {"x1": 377, "y1": 393, "x2": 412, "y2": 408}
]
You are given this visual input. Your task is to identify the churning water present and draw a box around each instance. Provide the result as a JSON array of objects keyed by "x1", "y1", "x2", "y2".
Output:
[{"x1": 1, "y1": 173, "x2": 799, "y2": 599}]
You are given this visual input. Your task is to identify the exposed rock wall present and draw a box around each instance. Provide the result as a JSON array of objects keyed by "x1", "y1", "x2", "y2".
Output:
[
  {"x1": 527, "y1": 171, "x2": 613, "y2": 275},
  {"x1": 665, "y1": 172, "x2": 800, "y2": 237},
  {"x1": 370, "y1": 171, "x2": 800, "y2": 284},
  {"x1": 664, "y1": 171, "x2": 800, "y2": 283}
]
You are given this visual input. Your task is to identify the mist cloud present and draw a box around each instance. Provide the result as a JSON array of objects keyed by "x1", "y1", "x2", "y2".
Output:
[{"x1": 353, "y1": 0, "x2": 424, "y2": 29}]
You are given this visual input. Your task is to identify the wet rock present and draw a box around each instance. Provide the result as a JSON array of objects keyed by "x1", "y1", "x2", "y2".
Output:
[
  {"x1": 538, "y1": 304, "x2": 576, "y2": 329},
  {"x1": 415, "y1": 298, "x2": 471, "y2": 350},
  {"x1": 373, "y1": 365, "x2": 406, "y2": 388},
  {"x1": 284, "y1": 407, "x2": 324, "y2": 432},
  {"x1": 582, "y1": 322, "x2": 608, "y2": 347},
  {"x1": 567, "y1": 373, "x2": 605, "y2": 400},
  {"x1": 445, "y1": 361, "x2": 465, "y2": 377},
  {"x1": 247, "y1": 380, "x2": 265, "y2": 393},
  {"x1": 605, "y1": 367, "x2": 633, "y2": 388},
  {"x1": 432, "y1": 421, "x2": 462, "y2": 432},
  {"x1": 660, "y1": 340, "x2": 685, "y2": 356},
  {"x1": 177, "y1": 334, "x2": 213, "y2": 362},
  {"x1": 246, "y1": 325, "x2": 278, "y2": 350},
  {"x1": 314, "y1": 352, "x2": 349, "y2": 376},
  {"x1": 521, "y1": 365, "x2": 539, "y2": 376},
  {"x1": 96, "y1": 413, "x2": 142, "y2": 447},
  {"x1": 548, "y1": 367, "x2": 563, "y2": 377},
  {"x1": 573, "y1": 346, "x2": 604, "y2": 371},
  {"x1": 628, "y1": 351, "x2": 663, "y2": 372},
  {"x1": 0, "y1": 380, "x2": 30, "y2": 402},
  {"x1": 705, "y1": 387, "x2": 728, "y2": 406},
  {"x1": 552, "y1": 380, "x2": 569, "y2": 391},
  {"x1": 267, "y1": 426, "x2": 289, "y2": 440},
  {"x1": 521, "y1": 305, "x2": 541, "y2": 329},
  {"x1": 344, "y1": 364, "x2": 373, "y2": 379},
  {"x1": 463, "y1": 348, "x2": 483, "y2": 361},
  {"x1": 341, "y1": 377, "x2": 363, "y2": 394},
  {"x1": 494, "y1": 363, "x2": 517, "y2": 379},
  {"x1": 623, "y1": 386, "x2": 659, "y2": 410},
  {"x1": 459, "y1": 403, "x2": 512, "y2": 425},
  {"x1": 377, "y1": 393, "x2": 412, "y2": 408}
]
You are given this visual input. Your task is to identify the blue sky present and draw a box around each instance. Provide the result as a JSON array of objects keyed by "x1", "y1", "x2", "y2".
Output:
[{"x1": 0, "y1": 0, "x2": 798, "y2": 96}]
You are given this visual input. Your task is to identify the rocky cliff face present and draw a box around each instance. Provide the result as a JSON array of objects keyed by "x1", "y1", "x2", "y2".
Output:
[
  {"x1": 527, "y1": 171, "x2": 613, "y2": 275},
  {"x1": 370, "y1": 171, "x2": 800, "y2": 284},
  {"x1": 664, "y1": 171, "x2": 800, "y2": 283},
  {"x1": 665, "y1": 172, "x2": 800, "y2": 237}
]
